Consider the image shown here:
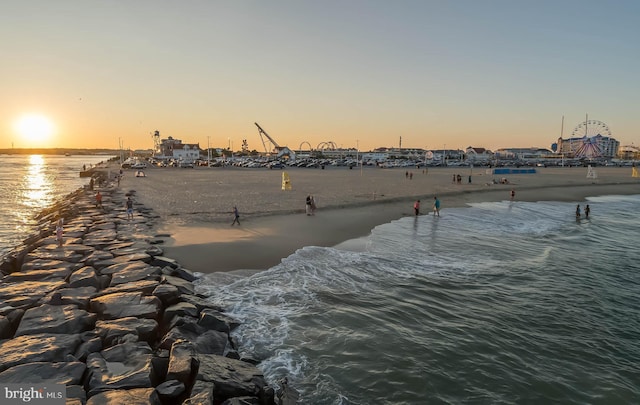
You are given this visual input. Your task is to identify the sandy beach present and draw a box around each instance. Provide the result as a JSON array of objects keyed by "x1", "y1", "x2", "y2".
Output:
[{"x1": 115, "y1": 164, "x2": 640, "y2": 273}]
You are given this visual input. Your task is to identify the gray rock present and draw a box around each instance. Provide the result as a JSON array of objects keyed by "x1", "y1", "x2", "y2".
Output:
[
  {"x1": 160, "y1": 320, "x2": 229, "y2": 355},
  {"x1": 83, "y1": 250, "x2": 114, "y2": 266},
  {"x1": 85, "y1": 342, "x2": 155, "y2": 396},
  {"x1": 156, "y1": 379, "x2": 186, "y2": 400},
  {"x1": 196, "y1": 354, "x2": 270, "y2": 402},
  {"x1": 86, "y1": 387, "x2": 161, "y2": 405},
  {"x1": 20, "y1": 259, "x2": 68, "y2": 271},
  {"x1": 95, "y1": 317, "x2": 159, "y2": 346},
  {"x1": 74, "y1": 336, "x2": 102, "y2": 362},
  {"x1": 150, "y1": 256, "x2": 179, "y2": 269},
  {"x1": 109, "y1": 264, "x2": 162, "y2": 286},
  {"x1": 180, "y1": 294, "x2": 224, "y2": 313},
  {"x1": 23, "y1": 246, "x2": 84, "y2": 263},
  {"x1": 166, "y1": 340, "x2": 199, "y2": 386},
  {"x1": 0, "y1": 281, "x2": 67, "y2": 310},
  {"x1": 43, "y1": 286, "x2": 97, "y2": 310},
  {"x1": 15, "y1": 304, "x2": 97, "y2": 336},
  {"x1": 145, "y1": 245, "x2": 163, "y2": 256},
  {"x1": 164, "y1": 302, "x2": 199, "y2": 324},
  {"x1": 183, "y1": 380, "x2": 214, "y2": 405},
  {"x1": 162, "y1": 275, "x2": 195, "y2": 295},
  {"x1": 0, "y1": 361, "x2": 86, "y2": 385},
  {"x1": 151, "y1": 283, "x2": 180, "y2": 306},
  {"x1": 97, "y1": 279, "x2": 160, "y2": 297},
  {"x1": 4, "y1": 267, "x2": 73, "y2": 283},
  {"x1": 0, "y1": 333, "x2": 82, "y2": 372},
  {"x1": 98, "y1": 260, "x2": 148, "y2": 276},
  {"x1": 90, "y1": 291, "x2": 162, "y2": 320},
  {"x1": 69, "y1": 266, "x2": 100, "y2": 288},
  {"x1": 199, "y1": 308, "x2": 241, "y2": 334},
  {"x1": 0, "y1": 315, "x2": 12, "y2": 339},
  {"x1": 66, "y1": 385, "x2": 87, "y2": 404}
]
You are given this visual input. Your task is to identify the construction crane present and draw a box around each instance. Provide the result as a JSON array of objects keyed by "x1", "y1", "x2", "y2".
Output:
[{"x1": 255, "y1": 122, "x2": 281, "y2": 155}]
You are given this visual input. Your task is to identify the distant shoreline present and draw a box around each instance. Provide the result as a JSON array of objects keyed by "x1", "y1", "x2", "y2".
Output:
[{"x1": 0, "y1": 148, "x2": 120, "y2": 155}]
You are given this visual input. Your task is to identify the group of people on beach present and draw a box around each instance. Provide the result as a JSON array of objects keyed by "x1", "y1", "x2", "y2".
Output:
[
  {"x1": 576, "y1": 204, "x2": 590, "y2": 219},
  {"x1": 414, "y1": 196, "x2": 440, "y2": 217}
]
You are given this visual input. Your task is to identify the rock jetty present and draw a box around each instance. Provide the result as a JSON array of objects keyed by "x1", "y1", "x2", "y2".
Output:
[{"x1": 0, "y1": 177, "x2": 294, "y2": 404}]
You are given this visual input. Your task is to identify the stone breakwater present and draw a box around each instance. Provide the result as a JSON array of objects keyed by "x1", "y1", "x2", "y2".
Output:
[{"x1": 0, "y1": 178, "x2": 297, "y2": 404}]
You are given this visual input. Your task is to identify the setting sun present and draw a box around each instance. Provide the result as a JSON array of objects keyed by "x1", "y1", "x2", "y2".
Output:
[{"x1": 14, "y1": 114, "x2": 55, "y2": 145}]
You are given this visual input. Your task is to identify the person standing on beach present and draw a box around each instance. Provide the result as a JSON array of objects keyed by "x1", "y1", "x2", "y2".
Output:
[
  {"x1": 231, "y1": 206, "x2": 240, "y2": 226},
  {"x1": 55, "y1": 217, "x2": 64, "y2": 248},
  {"x1": 585, "y1": 204, "x2": 590, "y2": 218},
  {"x1": 510, "y1": 189, "x2": 515, "y2": 201},
  {"x1": 95, "y1": 191, "x2": 103, "y2": 209},
  {"x1": 306, "y1": 195, "x2": 312, "y2": 216},
  {"x1": 310, "y1": 195, "x2": 317, "y2": 215},
  {"x1": 433, "y1": 196, "x2": 441, "y2": 216},
  {"x1": 576, "y1": 204, "x2": 581, "y2": 219},
  {"x1": 126, "y1": 197, "x2": 134, "y2": 220},
  {"x1": 414, "y1": 200, "x2": 420, "y2": 216}
]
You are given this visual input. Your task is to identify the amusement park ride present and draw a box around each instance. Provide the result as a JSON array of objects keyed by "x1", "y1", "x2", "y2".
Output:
[{"x1": 569, "y1": 118, "x2": 611, "y2": 159}]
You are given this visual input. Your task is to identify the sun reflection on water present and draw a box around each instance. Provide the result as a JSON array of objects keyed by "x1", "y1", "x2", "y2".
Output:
[{"x1": 22, "y1": 155, "x2": 54, "y2": 210}]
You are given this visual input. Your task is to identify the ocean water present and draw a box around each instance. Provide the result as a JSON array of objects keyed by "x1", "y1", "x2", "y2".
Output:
[
  {"x1": 0, "y1": 154, "x2": 113, "y2": 259},
  {"x1": 196, "y1": 195, "x2": 640, "y2": 404}
]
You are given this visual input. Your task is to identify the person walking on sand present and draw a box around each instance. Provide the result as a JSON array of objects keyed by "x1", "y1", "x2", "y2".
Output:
[
  {"x1": 585, "y1": 204, "x2": 590, "y2": 218},
  {"x1": 414, "y1": 199, "x2": 420, "y2": 216},
  {"x1": 95, "y1": 191, "x2": 103, "y2": 209},
  {"x1": 510, "y1": 189, "x2": 515, "y2": 201},
  {"x1": 433, "y1": 196, "x2": 441, "y2": 216},
  {"x1": 306, "y1": 195, "x2": 312, "y2": 216},
  {"x1": 310, "y1": 195, "x2": 317, "y2": 215},
  {"x1": 231, "y1": 206, "x2": 241, "y2": 226},
  {"x1": 55, "y1": 217, "x2": 64, "y2": 248},
  {"x1": 126, "y1": 196, "x2": 134, "y2": 220}
]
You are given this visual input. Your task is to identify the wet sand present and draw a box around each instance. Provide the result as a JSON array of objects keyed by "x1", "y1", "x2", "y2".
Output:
[{"x1": 115, "y1": 164, "x2": 640, "y2": 273}]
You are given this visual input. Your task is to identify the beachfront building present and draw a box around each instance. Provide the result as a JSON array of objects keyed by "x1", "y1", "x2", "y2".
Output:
[
  {"x1": 465, "y1": 147, "x2": 494, "y2": 162},
  {"x1": 172, "y1": 143, "x2": 202, "y2": 163},
  {"x1": 555, "y1": 134, "x2": 620, "y2": 158},
  {"x1": 157, "y1": 136, "x2": 201, "y2": 162},
  {"x1": 618, "y1": 145, "x2": 640, "y2": 160},
  {"x1": 494, "y1": 147, "x2": 553, "y2": 160}
]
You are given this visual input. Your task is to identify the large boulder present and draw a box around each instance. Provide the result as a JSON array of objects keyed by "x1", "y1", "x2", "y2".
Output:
[
  {"x1": 69, "y1": 266, "x2": 101, "y2": 288},
  {"x1": 85, "y1": 342, "x2": 156, "y2": 397},
  {"x1": 43, "y1": 286, "x2": 97, "y2": 310},
  {"x1": 0, "y1": 361, "x2": 86, "y2": 385},
  {"x1": 95, "y1": 317, "x2": 159, "y2": 346},
  {"x1": 86, "y1": 388, "x2": 161, "y2": 405},
  {"x1": 0, "y1": 333, "x2": 83, "y2": 372},
  {"x1": 3, "y1": 267, "x2": 74, "y2": 282},
  {"x1": 160, "y1": 318, "x2": 229, "y2": 355},
  {"x1": 166, "y1": 340, "x2": 200, "y2": 386},
  {"x1": 15, "y1": 304, "x2": 97, "y2": 336},
  {"x1": 0, "y1": 281, "x2": 66, "y2": 309},
  {"x1": 196, "y1": 354, "x2": 271, "y2": 403},
  {"x1": 90, "y1": 291, "x2": 162, "y2": 320}
]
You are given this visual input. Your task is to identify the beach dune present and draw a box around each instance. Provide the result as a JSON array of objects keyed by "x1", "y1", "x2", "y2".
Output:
[{"x1": 117, "y1": 165, "x2": 640, "y2": 273}]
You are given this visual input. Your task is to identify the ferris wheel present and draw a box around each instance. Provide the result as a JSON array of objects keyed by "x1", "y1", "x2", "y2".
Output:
[{"x1": 570, "y1": 119, "x2": 611, "y2": 158}]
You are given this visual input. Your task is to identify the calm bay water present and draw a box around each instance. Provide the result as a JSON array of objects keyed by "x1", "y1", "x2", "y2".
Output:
[
  {"x1": 197, "y1": 195, "x2": 640, "y2": 404},
  {"x1": 1, "y1": 155, "x2": 638, "y2": 404},
  {"x1": 0, "y1": 154, "x2": 112, "y2": 259}
]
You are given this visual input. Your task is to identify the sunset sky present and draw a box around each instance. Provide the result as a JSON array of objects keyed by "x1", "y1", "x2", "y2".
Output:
[{"x1": 2, "y1": 1, "x2": 639, "y2": 152}]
